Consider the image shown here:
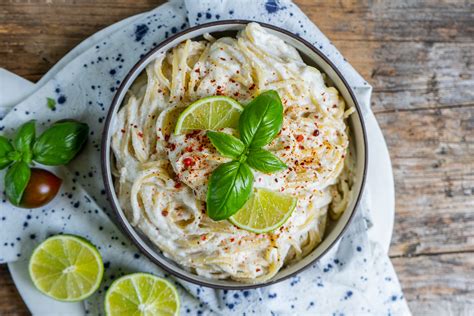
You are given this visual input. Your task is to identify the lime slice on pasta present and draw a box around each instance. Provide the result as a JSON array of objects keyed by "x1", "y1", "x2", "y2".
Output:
[
  {"x1": 105, "y1": 273, "x2": 180, "y2": 316},
  {"x1": 174, "y1": 96, "x2": 243, "y2": 134},
  {"x1": 229, "y1": 189, "x2": 297, "y2": 233},
  {"x1": 28, "y1": 234, "x2": 104, "y2": 302}
]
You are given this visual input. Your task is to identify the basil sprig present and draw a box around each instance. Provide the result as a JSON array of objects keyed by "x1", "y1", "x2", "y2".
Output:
[
  {"x1": 1, "y1": 119, "x2": 89, "y2": 206},
  {"x1": 206, "y1": 90, "x2": 287, "y2": 220}
]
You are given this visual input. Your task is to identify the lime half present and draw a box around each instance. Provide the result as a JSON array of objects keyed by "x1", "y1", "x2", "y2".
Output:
[
  {"x1": 229, "y1": 189, "x2": 297, "y2": 233},
  {"x1": 29, "y1": 234, "x2": 104, "y2": 302},
  {"x1": 105, "y1": 273, "x2": 180, "y2": 316},
  {"x1": 174, "y1": 96, "x2": 243, "y2": 134}
]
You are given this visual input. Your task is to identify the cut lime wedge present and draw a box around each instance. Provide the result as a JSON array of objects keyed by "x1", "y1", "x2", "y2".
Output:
[
  {"x1": 229, "y1": 189, "x2": 297, "y2": 233},
  {"x1": 174, "y1": 96, "x2": 243, "y2": 134},
  {"x1": 28, "y1": 234, "x2": 104, "y2": 302},
  {"x1": 105, "y1": 273, "x2": 180, "y2": 316}
]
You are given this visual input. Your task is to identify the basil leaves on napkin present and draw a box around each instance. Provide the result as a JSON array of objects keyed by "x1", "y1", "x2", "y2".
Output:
[
  {"x1": 206, "y1": 90, "x2": 287, "y2": 220},
  {"x1": 0, "y1": 119, "x2": 89, "y2": 206}
]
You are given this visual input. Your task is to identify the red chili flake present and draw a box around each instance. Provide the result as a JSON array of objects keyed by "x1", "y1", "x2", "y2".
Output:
[
  {"x1": 256, "y1": 268, "x2": 261, "y2": 272},
  {"x1": 230, "y1": 238, "x2": 235, "y2": 242},
  {"x1": 161, "y1": 210, "x2": 169, "y2": 217},
  {"x1": 174, "y1": 182, "x2": 182, "y2": 189},
  {"x1": 183, "y1": 157, "x2": 194, "y2": 167},
  {"x1": 133, "y1": 125, "x2": 138, "y2": 128},
  {"x1": 296, "y1": 135, "x2": 304, "y2": 142},
  {"x1": 284, "y1": 146, "x2": 290, "y2": 150},
  {"x1": 194, "y1": 68, "x2": 200, "y2": 73},
  {"x1": 185, "y1": 146, "x2": 193, "y2": 152},
  {"x1": 164, "y1": 134, "x2": 170, "y2": 141},
  {"x1": 137, "y1": 132, "x2": 143, "y2": 138},
  {"x1": 198, "y1": 145, "x2": 204, "y2": 151},
  {"x1": 201, "y1": 235, "x2": 207, "y2": 241},
  {"x1": 210, "y1": 79, "x2": 216, "y2": 83},
  {"x1": 121, "y1": 129, "x2": 126, "y2": 133},
  {"x1": 233, "y1": 92, "x2": 239, "y2": 97},
  {"x1": 299, "y1": 145, "x2": 305, "y2": 150},
  {"x1": 332, "y1": 104, "x2": 337, "y2": 108},
  {"x1": 249, "y1": 84, "x2": 256, "y2": 90},
  {"x1": 313, "y1": 129, "x2": 320, "y2": 136},
  {"x1": 217, "y1": 85, "x2": 222, "y2": 89},
  {"x1": 229, "y1": 78, "x2": 236, "y2": 83},
  {"x1": 168, "y1": 143, "x2": 176, "y2": 151}
]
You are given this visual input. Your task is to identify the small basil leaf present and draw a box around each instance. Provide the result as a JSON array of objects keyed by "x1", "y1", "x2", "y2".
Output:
[
  {"x1": 207, "y1": 131, "x2": 245, "y2": 159},
  {"x1": 46, "y1": 97, "x2": 56, "y2": 110},
  {"x1": 207, "y1": 161, "x2": 253, "y2": 220},
  {"x1": 0, "y1": 136, "x2": 14, "y2": 169},
  {"x1": 246, "y1": 148, "x2": 287, "y2": 173},
  {"x1": 33, "y1": 120, "x2": 89, "y2": 165},
  {"x1": 5, "y1": 161, "x2": 31, "y2": 206},
  {"x1": 13, "y1": 120, "x2": 36, "y2": 156},
  {"x1": 239, "y1": 90, "x2": 283, "y2": 148}
]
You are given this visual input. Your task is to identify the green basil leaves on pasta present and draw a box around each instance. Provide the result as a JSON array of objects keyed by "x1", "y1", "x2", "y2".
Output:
[
  {"x1": 5, "y1": 161, "x2": 31, "y2": 206},
  {"x1": 33, "y1": 120, "x2": 89, "y2": 165},
  {"x1": 246, "y1": 148, "x2": 287, "y2": 173},
  {"x1": 207, "y1": 131, "x2": 245, "y2": 159},
  {"x1": 205, "y1": 90, "x2": 287, "y2": 220},
  {"x1": 206, "y1": 161, "x2": 254, "y2": 220},
  {"x1": 239, "y1": 90, "x2": 283, "y2": 148}
]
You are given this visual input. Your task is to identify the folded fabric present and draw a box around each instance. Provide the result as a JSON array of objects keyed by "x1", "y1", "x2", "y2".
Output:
[{"x1": 0, "y1": 0, "x2": 410, "y2": 314}]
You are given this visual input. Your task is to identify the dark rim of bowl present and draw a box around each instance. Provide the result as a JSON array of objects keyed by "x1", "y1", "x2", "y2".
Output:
[{"x1": 101, "y1": 19, "x2": 368, "y2": 290}]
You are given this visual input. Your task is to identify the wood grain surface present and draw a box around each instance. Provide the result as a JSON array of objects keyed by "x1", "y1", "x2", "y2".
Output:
[{"x1": 0, "y1": 0, "x2": 473, "y2": 315}]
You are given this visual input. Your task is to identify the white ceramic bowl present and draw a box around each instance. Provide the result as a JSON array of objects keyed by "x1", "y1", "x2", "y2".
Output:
[{"x1": 101, "y1": 20, "x2": 368, "y2": 289}]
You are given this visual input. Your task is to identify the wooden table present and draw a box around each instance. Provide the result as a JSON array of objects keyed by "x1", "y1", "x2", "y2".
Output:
[{"x1": 0, "y1": 0, "x2": 472, "y2": 314}]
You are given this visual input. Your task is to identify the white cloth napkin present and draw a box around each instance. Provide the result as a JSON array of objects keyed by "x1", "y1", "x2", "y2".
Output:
[{"x1": 0, "y1": 0, "x2": 410, "y2": 315}]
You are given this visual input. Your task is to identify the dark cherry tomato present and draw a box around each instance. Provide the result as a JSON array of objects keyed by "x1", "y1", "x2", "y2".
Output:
[{"x1": 20, "y1": 168, "x2": 62, "y2": 208}]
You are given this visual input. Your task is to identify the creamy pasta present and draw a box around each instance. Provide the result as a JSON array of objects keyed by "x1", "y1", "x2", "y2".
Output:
[{"x1": 111, "y1": 23, "x2": 354, "y2": 283}]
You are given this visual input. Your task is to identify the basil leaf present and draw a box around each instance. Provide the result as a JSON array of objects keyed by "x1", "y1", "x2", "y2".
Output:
[
  {"x1": 207, "y1": 161, "x2": 253, "y2": 220},
  {"x1": 207, "y1": 131, "x2": 245, "y2": 159},
  {"x1": 239, "y1": 90, "x2": 283, "y2": 148},
  {"x1": 246, "y1": 148, "x2": 287, "y2": 173},
  {"x1": 13, "y1": 120, "x2": 36, "y2": 162},
  {"x1": 33, "y1": 120, "x2": 89, "y2": 165},
  {"x1": 0, "y1": 136, "x2": 14, "y2": 169},
  {"x1": 47, "y1": 97, "x2": 56, "y2": 110},
  {"x1": 5, "y1": 161, "x2": 31, "y2": 206}
]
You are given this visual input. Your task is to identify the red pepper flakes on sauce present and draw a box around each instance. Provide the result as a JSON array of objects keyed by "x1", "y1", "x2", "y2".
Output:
[
  {"x1": 201, "y1": 235, "x2": 207, "y2": 241},
  {"x1": 174, "y1": 182, "x2": 182, "y2": 189},
  {"x1": 313, "y1": 130, "x2": 320, "y2": 137},
  {"x1": 137, "y1": 132, "x2": 144, "y2": 138},
  {"x1": 296, "y1": 135, "x2": 304, "y2": 142},
  {"x1": 161, "y1": 210, "x2": 169, "y2": 217},
  {"x1": 183, "y1": 157, "x2": 194, "y2": 167}
]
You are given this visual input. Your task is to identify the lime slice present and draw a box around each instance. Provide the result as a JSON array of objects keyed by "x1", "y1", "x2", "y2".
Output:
[
  {"x1": 105, "y1": 273, "x2": 180, "y2": 316},
  {"x1": 28, "y1": 234, "x2": 104, "y2": 302},
  {"x1": 229, "y1": 189, "x2": 297, "y2": 233},
  {"x1": 174, "y1": 96, "x2": 243, "y2": 134}
]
